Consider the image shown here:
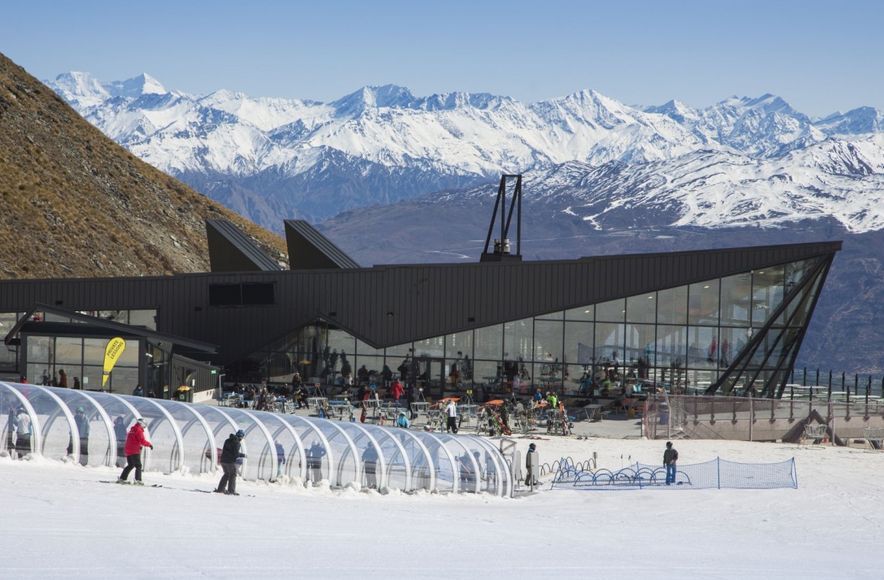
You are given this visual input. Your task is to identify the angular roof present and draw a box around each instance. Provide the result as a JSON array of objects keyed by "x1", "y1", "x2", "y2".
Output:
[
  {"x1": 284, "y1": 220, "x2": 360, "y2": 270},
  {"x1": 205, "y1": 219, "x2": 283, "y2": 272},
  {"x1": 3, "y1": 304, "x2": 217, "y2": 353}
]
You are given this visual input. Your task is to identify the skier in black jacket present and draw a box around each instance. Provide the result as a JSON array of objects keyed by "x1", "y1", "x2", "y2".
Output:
[
  {"x1": 663, "y1": 441, "x2": 678, "y2": 485},
  {"x1": 216, "y1": 430, "x2": 246, "y2": 495}
]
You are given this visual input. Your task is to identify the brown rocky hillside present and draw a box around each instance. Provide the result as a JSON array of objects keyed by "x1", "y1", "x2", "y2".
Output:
[{"x1": 0, "y1": 52, "x2": 287, "y2": 279}]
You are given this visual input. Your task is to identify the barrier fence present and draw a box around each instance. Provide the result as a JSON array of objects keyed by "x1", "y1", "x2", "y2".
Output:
[
  {"x1": 643, "y1": 393, "x2": 884, "y2": 442},
  {"x1": 551, "y1": 457, "x2": 798, "y2": 490}
]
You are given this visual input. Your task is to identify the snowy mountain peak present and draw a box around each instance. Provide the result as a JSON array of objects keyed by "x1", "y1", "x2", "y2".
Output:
[
  {"x1": 48, "y1": 71, "x2": 109, "y2": 108},
  {"x1": 645, "y1": 99, "x2": 699, "y2": 123},
  {"x1": 816, "y1": 106, "x2": 884, "y2": 135},
  {"x1": 415, "y1": 91, "x2": 512, "y2": 111},
  {"x1": 105, "y1": 73, "x2": 167, "y2": 99},
  {"x1": 332, "y1": 84, "x2": 416, "y2": 115}
]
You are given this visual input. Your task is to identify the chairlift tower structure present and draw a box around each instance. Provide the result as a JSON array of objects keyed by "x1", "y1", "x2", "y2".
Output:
[{"x1": 480, "y1": 174, "x2": 523, "y2": 262}]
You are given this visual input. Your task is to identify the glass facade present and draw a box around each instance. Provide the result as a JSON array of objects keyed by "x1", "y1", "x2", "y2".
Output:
[
  {"x1": 0, "y1": 312, "x2": 23, "y2": 371},
  {"x1": 24, "y1": 335, "x2": 141, "y2": 394},
  {"x1": 0, "y1": 383, "x2": 511, "y2": 495},
  {"x1": 239, "y1": 257, "x2": 825, "y2": 399}
]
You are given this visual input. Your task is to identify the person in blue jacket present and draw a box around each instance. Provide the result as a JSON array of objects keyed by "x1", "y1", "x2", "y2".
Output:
[{"x1": 395, "y1": 411, "x2": 410, "y2": 429}]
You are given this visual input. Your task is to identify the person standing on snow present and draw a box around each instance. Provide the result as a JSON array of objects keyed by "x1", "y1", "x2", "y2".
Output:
[
  {"x1": 118, "y1": 418, "x2": 153, "y2": 485},
  {"x1": 216, "y1": 430, "x2": 246, "y2": 495},
  {"x1": 663, "y1": 441, "x2": 679, "y2": 485},
  {"x1": 275, "y1": 442, "x2": 286, "y2": 480},
  {"x1": 445, "y1": 399, "x2": 458, "y2": 434},
  {"x1": 113, "y1": 416, "x2": 127, "y2": 467},
  {"x1": 525, "y1": 443, "x2": 539, "y2": 488},
  {"x1": 15, "y1": 406, "x2": 31, "y2": 459},
  {"x1": 73, "y1": 406, "x2": 90, "y2": 465}
]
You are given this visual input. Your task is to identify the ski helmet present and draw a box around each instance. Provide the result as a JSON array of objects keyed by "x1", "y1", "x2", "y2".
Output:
[{"x1": 235, "y1": 429, "x2": 245, "y2": 438}]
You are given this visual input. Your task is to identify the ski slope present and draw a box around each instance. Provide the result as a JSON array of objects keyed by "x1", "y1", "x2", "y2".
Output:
[{"x1": 2, "y1": 436, "x2": 882, "y2": 579}]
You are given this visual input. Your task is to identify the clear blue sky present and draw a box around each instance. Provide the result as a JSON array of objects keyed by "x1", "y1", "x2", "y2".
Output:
[{"x1": 2, "y1": 0, "x2": 883, "y2": 116}]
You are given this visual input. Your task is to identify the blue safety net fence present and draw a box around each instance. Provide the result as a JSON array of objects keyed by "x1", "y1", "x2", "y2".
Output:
[{"x1": 551, "y1": 457, "x2": 797, "y2": 490}]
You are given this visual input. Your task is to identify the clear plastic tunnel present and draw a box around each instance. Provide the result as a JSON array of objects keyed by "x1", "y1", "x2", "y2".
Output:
[{"x1": 0, "y1": 383, "x2": 512, "y2": 496}]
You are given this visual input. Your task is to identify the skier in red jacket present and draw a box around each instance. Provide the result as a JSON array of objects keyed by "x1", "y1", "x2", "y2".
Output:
[{"x1": 118, "y1": 418, "x2": 153, "y2": 485}]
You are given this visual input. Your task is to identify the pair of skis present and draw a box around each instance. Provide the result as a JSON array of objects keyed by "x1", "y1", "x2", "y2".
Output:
[{"x1": 99, "y1": 480, "x2": 254, "y2": 497}]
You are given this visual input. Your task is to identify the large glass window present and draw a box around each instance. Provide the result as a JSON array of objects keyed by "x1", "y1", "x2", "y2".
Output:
[
  {"x1": 0, "y1": 312, "x2": 20, "y2": 368},
  {"x1": 445, "y1": 331, "x2": 473, "y2": 361},
  {"x1": 719, "y1": 327, "x2": 751, "y2": 367},
  {"x1": 751, "y1": 267, "x2": 785, "y2": 326},
  {"x1": 28, "y1": 336, "x2": 53, "y2": 364},
  {"x1": 564, "y1": 321, "x2": 593, "y2": 366},
  {"x1": 55, "y1": 337, "x2": 82, "y2": 365},
  {"x1": 111, "y1": 367, "x2": 140, "y2": 395},
  {"x1": 355, "y1": 338, "x2": 383, "y2": 358},
  {"x1": 596, "y1": 299, "x2": 625, "y2": 323},
  {"x1": 128, "y1": 310, "x2": 157, "y2": 330},
  {"x1": 357, "y1": 355, "x2": 384, "y2": 378},
  {"x1": 687, "y1": 326, "x2": 718, "y2": 369},
  {"x1": 655, "y1": 325, "x2": 686, "y2": 368},
  {"x1": 221, "y1": 258, "x2": 820, "y2": 397},
  {"x1": 626, "y1": 293, "x2": 656, "y2": 324},
  {"x1": 533, "y1": 319, "x2": 563, "y2": 364},
  {"x1": 117, "y1": 340, "x2": 139, "y2": 367},
  {"x1": 594, "y1": 322, "x2": 624, "y2": 363},
  {"x1": 564, "y1": 305, "x2": 593, "y2": 322},
  {"x1": 414, "y1": 336, "x2": 444, "y2": 358},
  {"x1": 503, "y1": 318, "x2": 532, "y2": 362},
  {"x1": 81, "y1": 365, "x2": 103, "y2": 391},
  {"x1": 658, "y1": 286, "x2": 688, "y2": 325},
  {"x1": 625, "y1": 323, "x2": 655, "y2": 368},
  {"x1": 385, "y1": 342, "x2": 413, "y2": 358},
  {"x1": 326, "y1": 328, "x2": 355, "y2": 359},
  {"x1": 474, "y1": 325, "x2": 502, "y2": 360},
  {"x1": 689, "y1": 280, "x2": 719, "y2": 325},
  {"x1": 720, "y1": 273, "x2": 751, "y2": 327},
  {"x1": 535, "y1": 310, "x2": 563, "y2": 320}
]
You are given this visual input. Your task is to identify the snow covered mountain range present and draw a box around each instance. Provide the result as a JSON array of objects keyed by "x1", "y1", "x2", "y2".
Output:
[
  {"x1": 45, "y1": 71, "x2": 884, "y2": 373},
  {"x1": 47, "y1": 72, "x2": 884, "y2": 233}
]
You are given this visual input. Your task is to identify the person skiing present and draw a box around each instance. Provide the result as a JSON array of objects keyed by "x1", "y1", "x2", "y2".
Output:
[
  {"x1": 216, "y1": 430, "x2": 246, "y2": 495},
  {"x1": 118, "y1": 418, "x2": 153, "y2": 485},
  {"x1": 445, "y1": 399, "x2": 458, "y2": 434},
  {"x1": 395, "y1": 410, "x2": 410, "y2": 429},
  {"x1": 663, "y1": 441, "x2": 679, "y2": 485}
]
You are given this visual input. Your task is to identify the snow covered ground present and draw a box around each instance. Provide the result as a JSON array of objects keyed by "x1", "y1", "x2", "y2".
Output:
[{"x1": 2, "y1": 435, "x2": 882, "y2": 579}]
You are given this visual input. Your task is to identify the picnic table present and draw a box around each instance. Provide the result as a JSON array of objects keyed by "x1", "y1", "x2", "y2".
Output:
[
  {"x1": 410, "y1": 401, "x2": 429, "y2": 416},
  {"x1": 582, "y1": 403, "x2": 603, "y2": 422},
  {"x1": 307, "y1": 397, "x2": 328, "y2": 414},
  {"x1": 329, "y1": 401, "x2": 353, "y2": 421}
]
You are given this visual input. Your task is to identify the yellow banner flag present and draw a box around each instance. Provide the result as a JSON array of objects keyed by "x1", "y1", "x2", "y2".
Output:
[{"x1": 101, "y1": 337, "x2": 127, "y2": 387}]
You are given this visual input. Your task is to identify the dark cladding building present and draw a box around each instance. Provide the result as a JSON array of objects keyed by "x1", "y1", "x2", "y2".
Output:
[{"x1": 0, "y1": 217, "x2": 840, "y2": 400}]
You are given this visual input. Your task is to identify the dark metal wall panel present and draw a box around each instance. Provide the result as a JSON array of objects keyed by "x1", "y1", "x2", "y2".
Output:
[{"x1": 0, "y1": 241, "x2": 841, "y2": 366}]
